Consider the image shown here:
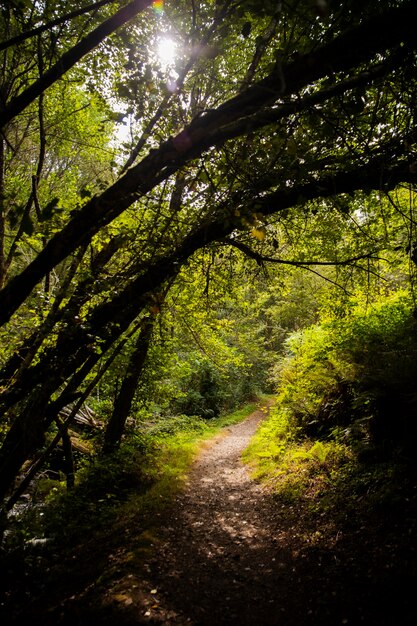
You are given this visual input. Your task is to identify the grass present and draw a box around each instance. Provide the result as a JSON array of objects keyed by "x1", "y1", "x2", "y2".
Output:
[
  {"x1": 3, "y1": 396, "x2": 417, "y2": 626},
  {"x1": 126, "y1": 398, "x2": 265, "y2": 513}
]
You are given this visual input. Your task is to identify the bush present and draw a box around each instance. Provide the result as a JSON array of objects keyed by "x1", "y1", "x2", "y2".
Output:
[
  {"x1": 170, "y1": 358, "x2": 259, "y2": 418},
  {"x1": 270, "y1": 292, "x2": 417, "y2": 454}
]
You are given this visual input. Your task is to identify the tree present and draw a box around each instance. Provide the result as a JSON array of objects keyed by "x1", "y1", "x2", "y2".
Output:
[
  {"x1": 103, "y1": 313, "x2": 156, "y2": 452},
  {"x1": 0, "y1": 0, "x2": 417, "y2": 503}
]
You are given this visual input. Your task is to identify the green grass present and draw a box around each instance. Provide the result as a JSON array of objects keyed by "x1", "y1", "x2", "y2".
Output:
[
  {"x1": 242, "y1": 400, "x2": 417, "y2": 530},
  {"x1": 243, "y1": 402, "x2": 354, "y2": 504}
]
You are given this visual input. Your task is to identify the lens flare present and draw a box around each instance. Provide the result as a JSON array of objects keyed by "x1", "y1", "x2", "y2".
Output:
[
  {"x1": 157, "y1": 37, "x2": 176, "y2": 65},
  {"x1": 152, "y1": 0, "x2": 164, "y2": 15}
]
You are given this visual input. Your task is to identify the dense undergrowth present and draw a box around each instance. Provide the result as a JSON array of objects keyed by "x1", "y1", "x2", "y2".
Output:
[
  {"x1": 3, "y1": 291, "x2": 417, "y2": 622},
  {"x1": 244, "y1": 291, "x2": 417, "y2": 529},
  {"x1": 241, "y1": 293, "x2": 417, "y2": 626}
]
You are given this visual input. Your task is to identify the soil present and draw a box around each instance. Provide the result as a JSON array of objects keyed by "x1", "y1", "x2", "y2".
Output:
[{"x1": 1, "y1": 402, "x2": 417, "y2": 625}]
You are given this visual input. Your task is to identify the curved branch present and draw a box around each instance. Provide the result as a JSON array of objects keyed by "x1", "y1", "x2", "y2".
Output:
[
  {"x1": 202, "y1": 49, "x2": 410, "y2": 151},
  {"x1": 292, "y1": 265, "x2": 351, "y2": 294},
  {"x1": 186, "y1": 1, "x2": 417, "y2": 133},
  {"x1": 224, "y1": 238, "x2": 383, "y2": 268},
  {"x1": 0, "y1": 4, "x2": 416, "y2": 325},
  {"x1": 0, "y1": 158, "x2": 413, "y2": 470}
]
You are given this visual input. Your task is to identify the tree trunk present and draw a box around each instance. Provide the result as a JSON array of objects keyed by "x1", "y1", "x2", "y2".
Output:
[
  {"x1": 0, "y1": 390, "x2": 53, "y2": 500},
  {"x1": 0, "y1": 156, "x2": 414, "y2": 502},
  {"x1": 103, "y1": 315, "x2": 155, "y2": 453},
  {"x1": 56, "y1": 417, "x2": 75, "y2": 490}
]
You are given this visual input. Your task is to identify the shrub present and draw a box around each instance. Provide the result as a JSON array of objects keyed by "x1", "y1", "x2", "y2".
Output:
[{"x1": 270, "y1": 291, "x2": 417, "y2": 453}]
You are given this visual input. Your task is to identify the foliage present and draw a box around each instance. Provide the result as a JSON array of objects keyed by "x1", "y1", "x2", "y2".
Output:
[
  {"x1": 245, "y1": 394, "x2": 417, "y2": 558},
  {"x1": 269, "y1": 291, "x2": 417, "y2": 450},
  {"x1": 244, "y1": 400, "x2": 352, "y2": 501}
]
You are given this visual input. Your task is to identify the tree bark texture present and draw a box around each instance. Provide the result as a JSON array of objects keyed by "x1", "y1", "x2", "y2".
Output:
[{"x1": 103, "y1": 315, "x2": 155, "y2": 452}]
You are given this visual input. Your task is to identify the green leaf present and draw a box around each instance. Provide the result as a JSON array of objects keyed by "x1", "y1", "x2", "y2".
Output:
[
  {"x1": 79, "y1": 187, "x2": 93, "y2": 199},
  {"x1": 40, "y1": 197, "x2": 59, "y2": 222}
]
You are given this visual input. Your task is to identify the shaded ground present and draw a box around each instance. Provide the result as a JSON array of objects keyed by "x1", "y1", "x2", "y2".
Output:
[{"x1": 1, "y1": 402, "x2": 417, "y2": 625}]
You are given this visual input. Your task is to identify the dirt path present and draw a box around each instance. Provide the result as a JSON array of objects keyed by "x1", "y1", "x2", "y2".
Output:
[
  {"x1": 126, "y1": 404, "x2": 415, "y2": 626},
  {"x1": 142, "y1": 404, "x2": 294, "y2": 625}
]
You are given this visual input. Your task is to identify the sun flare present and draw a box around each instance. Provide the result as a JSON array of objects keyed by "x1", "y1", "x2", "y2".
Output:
[{"x1": 157, "y1": 37, "x2": 176, "y2": 66}]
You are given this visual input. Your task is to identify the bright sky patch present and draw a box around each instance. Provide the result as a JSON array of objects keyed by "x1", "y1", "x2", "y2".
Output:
[{"x1": 157, "y1": 37, "x2": 176, "y2": 66}]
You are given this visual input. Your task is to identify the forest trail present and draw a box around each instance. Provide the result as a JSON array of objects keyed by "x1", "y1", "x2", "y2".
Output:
[
  {"x1": 97, "y1": 399, "x2": 345, "y2": 626},
  {"x1": 106, "y1": 401, "x2": 414, "y2": 626},
  {"x1": 140, "y1": 401, "x2": 292, "y2": 625}
]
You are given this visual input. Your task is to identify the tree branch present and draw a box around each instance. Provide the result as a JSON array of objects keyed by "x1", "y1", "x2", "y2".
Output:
[
  {"x1": 224, "y1": 238, "x2": 382, "y2": 268},
  {"x1": 0, "y1": 4, "x2": 416, "y2": 325},
  {"x1": 186, "y1": 1, "x2": 417, "y2": 134},
  {"x1": 120, "y1": 0, "x2": 236, "y2": 173},
  {"x1": 0, "y1": 157, "x2": 413, "y2": 469},
  {"x1": 201, "y1": 50, "x2": 410, "y2": 151}
]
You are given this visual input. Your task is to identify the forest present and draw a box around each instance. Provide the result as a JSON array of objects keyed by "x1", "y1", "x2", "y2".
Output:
[{"x1": 0, "y1": 0, "x2": 417, "y2": 624}]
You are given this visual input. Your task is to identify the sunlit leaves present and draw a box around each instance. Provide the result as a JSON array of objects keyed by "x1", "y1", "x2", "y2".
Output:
[{"x1": 251, "y1": 226, "x2": 266, "y2": 241}]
